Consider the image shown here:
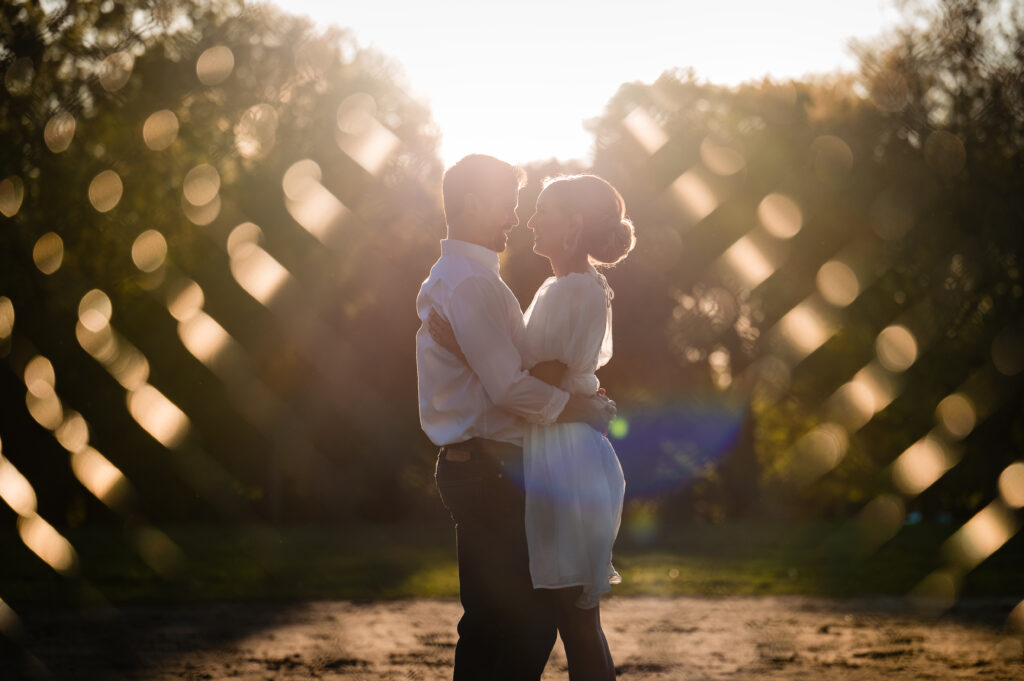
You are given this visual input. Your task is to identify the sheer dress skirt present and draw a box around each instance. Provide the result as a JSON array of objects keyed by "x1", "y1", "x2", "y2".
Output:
[{"x1": 523, "y1": 421, "x2": 624, "y2": 609}]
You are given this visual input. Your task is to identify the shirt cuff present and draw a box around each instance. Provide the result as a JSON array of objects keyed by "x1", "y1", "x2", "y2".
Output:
[{"x1": 524, "y1": 387, "x2": 571, "y2": 426}]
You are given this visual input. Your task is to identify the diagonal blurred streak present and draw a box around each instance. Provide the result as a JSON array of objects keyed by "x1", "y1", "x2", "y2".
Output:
[
  {"x1": 7, "y1": 333, "x2": 186, "y2": 577},
  {"x1": 69, "y1": 288, "x2": 249, "y2": 518},
  {"x1": 618, "y1": 86, "x2": 1023, "y2": 621},
  {"x1": 218, "y1": 218, "x2": 410, "y2": 458},
  {"x1": 650, "y1": 122, "x2": 999, "y2": 490},
  {"x1": 0, "y1": 595, "x2": 53, "y2": 680},
  {"x1": 845, "y1": 324, "x2": 1024, "y2": 615},
  {"x1": 335, "y1": 93, "x2": 401, "y2": 176},
  {"x1": 773, "y1": 244, "x2": 1015, "y2": 489},
  {"x1": 1, "y1": 442, "x2": 78, "y2": 577},
  {"x1": 154, "y1": 264, "x2": 341, "y2": 519},
  {"x1": 622, "y1": 107, "x2": 669, "y2": 156},
  {"x1": 282, "y1": 160, "x2": 352, "y2": 246}
]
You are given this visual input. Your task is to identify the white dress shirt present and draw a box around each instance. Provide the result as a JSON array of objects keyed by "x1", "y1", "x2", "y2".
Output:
[{"x1": 416, "y1": 239, "x2": 570, "y2": 447}]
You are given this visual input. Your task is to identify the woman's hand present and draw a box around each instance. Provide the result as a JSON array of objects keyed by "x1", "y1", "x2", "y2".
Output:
[
  {"x1": 427, "y1": 309, "x2": 466, "y2": 363},
  {"x1": 558, "y1": 393, "x2": 616, "y2": 432}
]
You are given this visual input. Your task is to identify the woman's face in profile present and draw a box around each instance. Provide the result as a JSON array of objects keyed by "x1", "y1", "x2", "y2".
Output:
[{"x1": 528, "y1": 190, "x2": 573, "y2": 259}]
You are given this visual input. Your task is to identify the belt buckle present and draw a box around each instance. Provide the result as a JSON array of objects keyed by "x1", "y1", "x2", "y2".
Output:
[{"x1": 445, "y1": 448, "x2": 471, "y2": 462}]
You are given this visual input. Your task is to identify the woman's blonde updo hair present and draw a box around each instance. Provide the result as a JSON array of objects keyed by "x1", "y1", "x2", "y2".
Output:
[{"x1": 542, "y1": 174, "x2": 636, "y2": 267}]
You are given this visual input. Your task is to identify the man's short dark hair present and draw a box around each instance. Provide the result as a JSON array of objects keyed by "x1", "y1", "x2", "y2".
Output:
[{"x1": 442, "y1": 154, "x2": 527, "y2": 222}]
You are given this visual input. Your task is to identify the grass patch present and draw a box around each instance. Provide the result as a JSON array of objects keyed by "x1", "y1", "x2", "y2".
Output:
[{"x1": 1, "y1": 521, "x2": 1020, "y2": 604}]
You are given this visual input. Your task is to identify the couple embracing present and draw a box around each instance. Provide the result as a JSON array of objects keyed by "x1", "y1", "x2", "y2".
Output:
[{"x1": 416, "y1": 154, "x2": 636, "y2": 680}]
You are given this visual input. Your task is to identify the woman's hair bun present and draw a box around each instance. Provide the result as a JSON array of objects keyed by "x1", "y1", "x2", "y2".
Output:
[
  {"x1": 588, "y1": 217, "x2": 636, "y2": 266},
  {"x1": 542, "y1": 174, "x2": 637, "y2": 268}
]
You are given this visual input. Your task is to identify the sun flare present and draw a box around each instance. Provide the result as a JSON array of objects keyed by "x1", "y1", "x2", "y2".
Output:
[{"x1": 280, "y1": 0, "x2": 901, "y2": 165}]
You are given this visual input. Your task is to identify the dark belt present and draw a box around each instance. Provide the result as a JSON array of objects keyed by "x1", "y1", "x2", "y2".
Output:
[{"x1": 441, "y1": 437, "x2": 522, "y2": 463}]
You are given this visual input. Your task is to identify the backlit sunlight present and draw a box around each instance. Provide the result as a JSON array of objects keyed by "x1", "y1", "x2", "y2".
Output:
[{"x1": 281, "y1": 0, "x2": 902, "y2": 165}]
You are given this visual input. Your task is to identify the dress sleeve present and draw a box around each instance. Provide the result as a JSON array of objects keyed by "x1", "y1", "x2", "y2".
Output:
[{"x1": 546, "y1": 274, "x2": 613, "y2": 375}]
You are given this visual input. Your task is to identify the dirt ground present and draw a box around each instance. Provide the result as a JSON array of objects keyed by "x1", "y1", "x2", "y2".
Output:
[{"x1": 5, "y1": 597, "x2": 1023, "y2": 680}]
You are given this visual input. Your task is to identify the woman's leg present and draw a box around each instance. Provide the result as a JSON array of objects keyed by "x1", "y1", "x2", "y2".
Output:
[{"x1": 552, "y1": 587, "x2": 615, "y2": 680}]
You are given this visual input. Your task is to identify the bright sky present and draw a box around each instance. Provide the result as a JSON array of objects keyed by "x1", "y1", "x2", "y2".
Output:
[{"x1": 276, "y1": 0, "x2": 904, "y2": 167}]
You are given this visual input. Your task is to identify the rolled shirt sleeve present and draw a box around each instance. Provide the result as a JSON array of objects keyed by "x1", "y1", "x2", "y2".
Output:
[{"x1": 446, "y1": 277, "x2": 569, "y2": 425}]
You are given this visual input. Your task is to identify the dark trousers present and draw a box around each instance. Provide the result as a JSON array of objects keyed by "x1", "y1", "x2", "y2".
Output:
[{"x1": 435, "y1": 444, "x2": 557, "y2": 681}]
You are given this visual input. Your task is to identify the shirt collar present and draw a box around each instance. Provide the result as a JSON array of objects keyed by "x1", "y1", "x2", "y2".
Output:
[{"x1": 441, "y1": 239, "x2": 500, "y2": 274}]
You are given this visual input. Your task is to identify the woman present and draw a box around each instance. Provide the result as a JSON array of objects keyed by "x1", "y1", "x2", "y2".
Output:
[{"x1": 430, "y1": 174, "x2": 635, "y2": 680}]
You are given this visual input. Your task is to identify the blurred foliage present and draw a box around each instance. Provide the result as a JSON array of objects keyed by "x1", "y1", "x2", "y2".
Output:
[
  {"x1": 1, "y1": 0, "x2": 1022, "y2": 538},
  {"x1": 566, "y1": 0, "x2": 1024, "y2": 523},
  {"x1": 1, "y1": 0, "x2": 444, "y2": 524}
]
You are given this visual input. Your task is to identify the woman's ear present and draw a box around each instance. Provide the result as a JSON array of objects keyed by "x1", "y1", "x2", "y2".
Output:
[
  {"x1": 570, "y1": 212, "x2": 584, "y2": 232},
  {"x1": 563, "y1": 215, "x2": 584, "y2": 253}
]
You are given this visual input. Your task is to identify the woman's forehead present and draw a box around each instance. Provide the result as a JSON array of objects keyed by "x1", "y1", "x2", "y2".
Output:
[{"x1": 536, "y1": 187, "x2": 557, "y2": 205}]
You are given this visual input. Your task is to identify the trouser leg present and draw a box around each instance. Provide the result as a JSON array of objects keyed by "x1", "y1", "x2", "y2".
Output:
[{"x1": 436, "y1": 450, "x2": 556, "y2": 681}]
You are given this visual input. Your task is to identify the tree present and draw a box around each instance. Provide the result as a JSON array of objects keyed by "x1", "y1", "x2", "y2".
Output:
[
  {"x1": 569, "y1": 0, "x2": 1023, "y2": 520},
  {"x1": 1, "y1": 0, "x2": 444, "y2": 522}
]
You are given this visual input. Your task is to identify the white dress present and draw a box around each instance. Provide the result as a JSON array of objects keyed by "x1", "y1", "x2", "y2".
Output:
[{"x1": 522, "y1": 266, "x2": 625, "y2": 609}]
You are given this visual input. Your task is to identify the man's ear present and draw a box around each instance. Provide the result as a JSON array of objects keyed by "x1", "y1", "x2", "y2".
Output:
[{"x1": 463, "y1": 192, "x2": 482, "y2": 217}]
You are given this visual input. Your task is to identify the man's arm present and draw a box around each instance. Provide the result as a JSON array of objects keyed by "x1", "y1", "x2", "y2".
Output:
[
  {"x1": 434, "y1": 285, "x2": 615, "y2": 431},
  {"x1": 445, "y1": 278, "x2": 568, "y2": 425},
  {"x1": 430, "y1": 319, "x2": 569, "y2": 390}
]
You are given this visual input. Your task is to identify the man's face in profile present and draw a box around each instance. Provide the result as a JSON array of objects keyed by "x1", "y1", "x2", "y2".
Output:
[{"x1": 478, "y1": 182, "x2": 519, "y2": 253}]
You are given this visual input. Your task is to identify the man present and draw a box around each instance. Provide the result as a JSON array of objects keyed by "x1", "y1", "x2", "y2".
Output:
[{"x1": 415, "y1": 154, "x2": 615, "y2": 680}]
